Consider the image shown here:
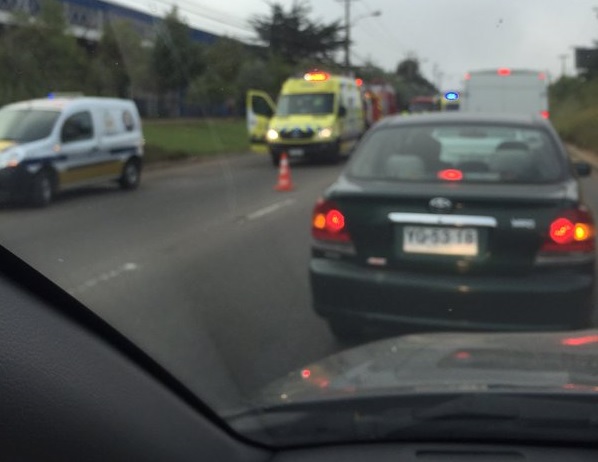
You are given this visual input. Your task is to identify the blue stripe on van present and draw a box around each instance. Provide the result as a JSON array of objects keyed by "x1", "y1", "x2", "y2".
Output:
[
  {"x1": 110, "y1": 146, "x2": 137, "y2": 155},
  {"x1": 21, "y1": 155, "x2": 68, "y2": 166}
]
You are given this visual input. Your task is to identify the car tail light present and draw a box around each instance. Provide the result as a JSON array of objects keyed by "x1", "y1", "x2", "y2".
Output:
[
  {"x1": 536, "y1": 206, "x2": 595, "y2": 265},
  {"x1": 312, "y1": 199, "x2": 355, "y2": 255},
  {"x1": 540, "y1": 110, "x2": 549, "y2": 119},
  {"x1": 312, "y1": 199, "x2": 351, "y2": 242}
]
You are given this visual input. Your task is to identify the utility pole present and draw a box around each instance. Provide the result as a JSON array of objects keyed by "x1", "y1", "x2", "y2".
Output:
[{"x1": 337, "y1": 0, "x2": 358, "y2": 70}]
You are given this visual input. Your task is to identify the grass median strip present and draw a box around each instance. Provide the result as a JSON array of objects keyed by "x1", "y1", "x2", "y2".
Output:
[{"x1": 143, "y1": 118, "x2": 250, "y2": 163}]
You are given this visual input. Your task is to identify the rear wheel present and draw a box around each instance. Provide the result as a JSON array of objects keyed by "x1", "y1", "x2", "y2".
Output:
[
  {"x1": 119, "y1": 159, "x2": 141, "y2": 190},
  {"x1": 30, "y1": 170, "x2": 54, "y2": 208}
]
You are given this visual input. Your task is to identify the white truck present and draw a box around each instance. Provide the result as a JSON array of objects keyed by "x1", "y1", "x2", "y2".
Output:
[{"x1": 460, "y1": 68, "x2": 549, "y2": 118}]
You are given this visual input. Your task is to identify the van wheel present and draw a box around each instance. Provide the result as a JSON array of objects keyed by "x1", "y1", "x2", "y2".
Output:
[
  {"x1": 30, "y1": 170, "x2": 54, "y2": 207},
  {"x1": 119, "y1": 159, "x2": 141, "y2": 190}
]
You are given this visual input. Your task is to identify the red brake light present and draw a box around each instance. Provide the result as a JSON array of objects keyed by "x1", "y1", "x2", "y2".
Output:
[
  {"x1": 312, "y1": 199, "x2": 352, "y2": 243},
  {"x1": 438, "y1": 169, "x2": 463, "y2": 181},
  {"x1": 538, "y1": 72, "x2": 546, "y2": 80},
  {"x1": 540, "y1": 110, "x2": 549, "y2": 119},
  {"x1": 497, "y1": 68, "x2": 511, "y2": 76},
  {"x1": 304, "y1": 71, "x2": 329, "y2": 82},
  {"x1": 355, "y1": 78, "x2": 364, "y2": 86},
  {"x1": 464, "y1": 73, "x2": 471, "y2": 80},
  {"x1": 540, "y1": 207, "x2": 595, "y2": 254}
]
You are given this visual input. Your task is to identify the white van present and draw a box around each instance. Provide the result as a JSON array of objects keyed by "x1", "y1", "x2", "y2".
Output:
[
  {"x1": 0, "y1": 96, "x2": 144, "y2": 206},
  {"x1": 460, "y1": 68, "x2": 549, "y2": 119}
]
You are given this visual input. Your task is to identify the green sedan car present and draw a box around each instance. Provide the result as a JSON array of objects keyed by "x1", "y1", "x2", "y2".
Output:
[{"x1": 310, "y1": 113, "x2": 596, "y2": 340}]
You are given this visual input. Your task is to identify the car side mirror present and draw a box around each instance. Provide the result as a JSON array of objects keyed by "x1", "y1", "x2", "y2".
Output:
[
  {"x1": 338, "y1": 106, "x2": 347, "y2": 117},
  {"x1": 574, "y1": 161, "x2": 592, "y2": 177}
]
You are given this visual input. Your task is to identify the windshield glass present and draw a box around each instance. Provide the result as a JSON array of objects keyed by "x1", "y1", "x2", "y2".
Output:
[
  {"x1": 348, "y1": 123, "x2": 564, "y2": 183},
  {"x1": 0, "y1": 109, "x2": 59, "y2": 142},
  {"x1": 1, "y1": 0, "x2": 598, "y2": 451},
  {"x1": 277, "y1": 93, "x2": 335, "y2": 115}
]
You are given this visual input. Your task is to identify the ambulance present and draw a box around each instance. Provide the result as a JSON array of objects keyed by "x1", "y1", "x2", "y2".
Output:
[
  {"x1": 0, "y1": 96, "x2": 143, "y2": 206},
  {"x1": 247, "y1": 71, "x2": 366, "y2": 165}
]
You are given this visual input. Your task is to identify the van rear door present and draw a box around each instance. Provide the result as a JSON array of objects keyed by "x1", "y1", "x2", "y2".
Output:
[{"x1": 246, "y1": 90, "x2": 276, "y2": 154}]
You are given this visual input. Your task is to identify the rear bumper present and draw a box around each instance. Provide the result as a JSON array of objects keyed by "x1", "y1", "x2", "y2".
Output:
[{"x1": 310, "y1": 258, "x2": 595, "y2": 332}]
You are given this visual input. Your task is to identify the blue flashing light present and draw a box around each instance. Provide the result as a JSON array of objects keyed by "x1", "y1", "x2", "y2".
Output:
[
  {"x1": 444, "y1": 91, "x2": 459, "y2": 101},
  {"x1": 47, "y1": 92, "x2": 55, "y2": 99}
]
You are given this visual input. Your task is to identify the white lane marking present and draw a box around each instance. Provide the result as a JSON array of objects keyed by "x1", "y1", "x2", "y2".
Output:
[
  {"x1": 246, "y1": 198, "x2": 295, "y2": 221},
  {"x1": 68, "y1": 262, "x2": 139, "y2": 296}
]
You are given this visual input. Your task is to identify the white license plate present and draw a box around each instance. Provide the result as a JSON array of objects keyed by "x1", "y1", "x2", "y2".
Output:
[
  {"x1": 288, "y1": 148, "x2": 304, "y2": 157},
  {"x1": 403, "y1": 226, "x2": 478, "y2": 256}
]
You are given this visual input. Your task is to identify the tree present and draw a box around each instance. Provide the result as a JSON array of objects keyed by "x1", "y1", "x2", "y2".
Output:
[
  {"x1": 151, "y1": 6, "x2": 204, "y2": 96},
  {"x1": 250, "y1": 1, "x2": 345, "y2": 65},
  {"x1": 188, "y1": 38, "x2": 248, "y2": 114},
  {"x1": 87, "y1": 20, "x2": 154, "y2": 98},
  {"x1": 0, "y1": 0, "x2": 89, "y2": 103}
]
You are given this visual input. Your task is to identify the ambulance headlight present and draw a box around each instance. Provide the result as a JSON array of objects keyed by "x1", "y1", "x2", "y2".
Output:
[
  {"x1": 0, "y1": 147, "x2": 25, "y2": 169},
  {"x1": 267, "y1": 129, "x2": 279, "y2": 141},
  {"x1": 318, "y1": 127, "x2": 333, "y2": 139}
]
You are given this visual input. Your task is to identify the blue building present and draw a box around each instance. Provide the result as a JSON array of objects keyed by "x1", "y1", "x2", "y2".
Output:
[{"x1": 0, "y1": 0, "x2": 220, "y2": 44}]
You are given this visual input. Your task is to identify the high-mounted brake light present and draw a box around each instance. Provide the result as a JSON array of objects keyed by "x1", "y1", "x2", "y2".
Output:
[
  {"x1": 304, "y1": 71, "x2": 330, "y2": 82},
  {"x1": 562, "y1": 335, "x2": 598, "y2": 346},
  {"x1": 538, "y1": 72, "x2": 546, "y2": 80},
  {"x1": 540, "y1": 110, "x2": 549, "y2": 119},
  {"x1": 312, "y1": 199, "x2": 353, "y2": 244},
  {"x1": 438, "y1": 169, "x2": 463, "y2": 181},
  {"x1": 464, "y1": 73, "x2": 471, "y2": 80},
  {"x1": 497, "y1": 68, "x2": 512, "y2": 76}
]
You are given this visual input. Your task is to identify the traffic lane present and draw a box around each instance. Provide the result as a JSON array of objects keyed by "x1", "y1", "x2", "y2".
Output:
[
  {"x1": 0, "y1": 153, "x2": 343, "y2": 293},
  {"x1": 66, "y1": 165, "x2": 342, "y2": 407},
  {"x1": 0, "y1": 153, "x2": 344, "y2": 406}
]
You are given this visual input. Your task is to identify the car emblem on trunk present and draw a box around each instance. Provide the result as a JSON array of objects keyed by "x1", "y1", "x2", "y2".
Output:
[{"x1": 429, "y1": 197, "x2": 453, "y2": 212}]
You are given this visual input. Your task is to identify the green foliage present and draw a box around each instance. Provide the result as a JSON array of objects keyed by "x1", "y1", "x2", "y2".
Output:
[
  {"x1": 188, "y1": 38, "x2": 246, "y2": 108},
  {"x1": 250, "y1": 1, "x2": 344, "y2": 65},
  {"x1": 0, "y1": 0, "x2": 88, "y2": 103},
  {"x1": 550, "y1": 76, "x2": 598, "y2": 150},
  {"x1": 151, "y1": 6, "x2": 204, "y2": 95},
  {"x1": 143, "y1": 118, "x2": 248, "y2": 161}
]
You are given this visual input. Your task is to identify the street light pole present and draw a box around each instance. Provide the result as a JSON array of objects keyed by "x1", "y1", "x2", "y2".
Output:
[{"x1": 337, "y1": 0, "x2": 381, "y2": 71}]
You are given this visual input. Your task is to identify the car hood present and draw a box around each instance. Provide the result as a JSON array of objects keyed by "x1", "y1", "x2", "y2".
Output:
[{"x1": 258, "y1": 330, "x2": 598, "y2": 405}]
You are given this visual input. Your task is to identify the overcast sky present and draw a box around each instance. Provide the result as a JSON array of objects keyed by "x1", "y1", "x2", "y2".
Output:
[{"x1": 119, "y1": 0, "x2": 598, "y2": 90}]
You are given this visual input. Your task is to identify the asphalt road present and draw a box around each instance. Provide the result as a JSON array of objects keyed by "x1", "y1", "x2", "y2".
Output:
[
  {"x1": 0, "y1": 153, "x2": 346, "y2": 411},
  {"x1": 1, "y1": 152, "x2": 598, "y2": 412}
]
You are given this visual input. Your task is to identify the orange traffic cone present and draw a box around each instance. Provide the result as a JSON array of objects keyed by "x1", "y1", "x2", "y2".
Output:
[{"x1": 275, "y1": 153, "x2": 294, "y2": 191}]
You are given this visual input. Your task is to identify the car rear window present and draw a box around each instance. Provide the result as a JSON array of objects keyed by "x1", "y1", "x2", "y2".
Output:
[{"x1": 348, "y1": 123, "x2": 565, "y2": 184}]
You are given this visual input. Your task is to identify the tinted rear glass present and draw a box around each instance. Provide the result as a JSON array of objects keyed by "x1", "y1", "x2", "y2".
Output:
[{"x1": 348, "y1": 123, "x2": 565, "y2": 183}]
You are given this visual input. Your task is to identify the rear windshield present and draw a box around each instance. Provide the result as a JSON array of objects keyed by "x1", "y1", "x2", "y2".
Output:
[
  {"x1": 348, "y1": 123, "x2": 565, "y2": 184},
  {"x1": 276, "y1": 93, "x2": 335, "y2": 115},
  {"x1": 0, "y1": 108, "x2": 60, "y2": 143}
]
